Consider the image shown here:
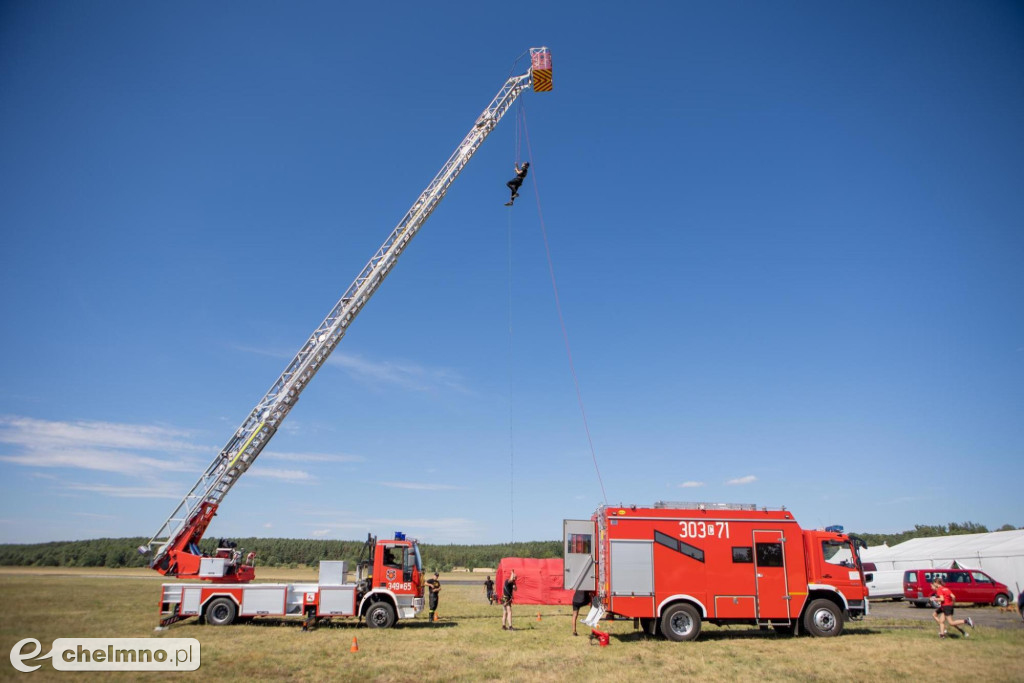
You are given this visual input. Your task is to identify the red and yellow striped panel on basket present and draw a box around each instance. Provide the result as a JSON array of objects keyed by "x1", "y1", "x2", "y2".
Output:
[{"x1": 532, "y1": 69, "x2": 552, "y2": 92}]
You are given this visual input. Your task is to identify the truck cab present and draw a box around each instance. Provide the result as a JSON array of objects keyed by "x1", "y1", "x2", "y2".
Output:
[
  {"x1": 368, "y1": 534, "x2": 423, "y2": 597},
  {"x1": 355, "y1": 532, "x2": 424, "y2": 626},
  {"x1": 803, "y1": 528, "x2": 869, "y2": 620}
]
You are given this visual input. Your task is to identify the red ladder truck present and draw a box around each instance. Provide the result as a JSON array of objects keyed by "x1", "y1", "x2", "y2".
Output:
[
  {"x1": 138, "y1": 47, "x2": 553, "y2": 628},
  {"x1": 564, "y1": 502, "x2": 869, "y2": 641}
]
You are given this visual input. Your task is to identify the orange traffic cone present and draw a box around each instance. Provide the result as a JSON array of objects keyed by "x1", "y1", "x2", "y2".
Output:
[
  {"x1": 350, "y1": 637, "x2": 359, "y2": 653},
  {"x1": 536, "y1": 613, "x2": 542, "y2": 622},
  {"x1": 433, "y1": 612, "x2": 439, "y2": 622}
]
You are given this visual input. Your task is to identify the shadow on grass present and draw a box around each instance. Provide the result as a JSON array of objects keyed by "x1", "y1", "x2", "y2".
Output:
[
  {"x1": 607, "y1": 626, "x2": 887, "y2": 643},
  {"x1": 172, "y1": 614, "x2": 524, "y2": 631},
  {"x1": 391, "y1": 621, "x2": 459, "y2": 630},
  {"x1": 218, "y1": 617, "x2": 461, "y2": 631}
]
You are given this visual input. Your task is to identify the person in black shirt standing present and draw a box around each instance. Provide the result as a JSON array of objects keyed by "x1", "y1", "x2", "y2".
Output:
[
  {"x1": 501, "y1": 570, "x2": 517, "y2": 630},
  {"x1": 484, "y1": 575, "x2": 495, "y2": 605},
  {"x1": 426, "y1": 572, "x2": 441, "y2": 623}
]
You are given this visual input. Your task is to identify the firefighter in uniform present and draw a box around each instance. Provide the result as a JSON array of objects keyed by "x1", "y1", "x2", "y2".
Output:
[
  {"x1": 501, "y1": 570, "x2": 517, "y2": 630},
  {"x1": 426, "y1": 572, "x2": 441, "y2": 622},
  {"x1": 484, "y1": 575, "x2": 495, "y2": 605}
]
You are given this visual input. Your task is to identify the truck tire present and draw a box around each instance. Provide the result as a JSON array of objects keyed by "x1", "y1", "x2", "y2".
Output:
[
  {"x1": 660, "y1": 603, "x2": 701, "y2": 642},
  {"x1": 366, "y1": 601, "x2": 396, "y2": 629},
  {"x1": 994, "y1": 593, "x2": 1010, "y2": 608},
  {"x1": 802, "y1": 599, "x2": 843, "y2": 637},
  {"x1": 205, "y1": 597, "x2": 237, "y2": 626}
]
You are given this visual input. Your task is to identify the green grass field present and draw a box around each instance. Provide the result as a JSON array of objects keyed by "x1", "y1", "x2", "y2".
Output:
[{"x1": 2, "y1": 568, "x2": 1022, "y2": 682}]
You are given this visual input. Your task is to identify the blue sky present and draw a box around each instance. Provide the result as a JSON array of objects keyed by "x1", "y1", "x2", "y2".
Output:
[{"x1": 1, "y1": 2, "x2": 1022, "y2": 547}]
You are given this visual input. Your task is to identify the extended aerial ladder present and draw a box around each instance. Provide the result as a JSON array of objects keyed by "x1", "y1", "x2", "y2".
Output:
[{"x1": 140, "y1": 48, "x2": 553, "y2": 582}]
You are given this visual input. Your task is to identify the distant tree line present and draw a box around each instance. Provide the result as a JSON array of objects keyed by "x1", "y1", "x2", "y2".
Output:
[
  {"x1": 852, "y1": 522, "x2": 1019, "y2": 549},
  {"x1": 2, "y1": 522, "x2": 1018, "y2": 569},
  {"x1": 0, "y1": 536, "x2": 561, "y2": 571}
]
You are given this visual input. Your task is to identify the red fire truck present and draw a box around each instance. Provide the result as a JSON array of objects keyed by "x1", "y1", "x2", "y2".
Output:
[
  {"x1": 158, "y1": 533, "x2": 422, "y2": 628},
  {"x1": 136, "y1": 48, "x2": 553, "y2": 628},
  {"x1": 564, "y1": 502, "x2": 869, "y2": 641}
]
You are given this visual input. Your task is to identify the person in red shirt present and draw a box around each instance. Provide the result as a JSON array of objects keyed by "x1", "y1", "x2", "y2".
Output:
[{"x1": 930, "y1": 577, "x2": 974, "y2": 638}]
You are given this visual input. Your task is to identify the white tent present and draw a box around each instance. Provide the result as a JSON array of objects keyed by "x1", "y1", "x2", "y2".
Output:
[{"x1": 861, "y1": 529, "x2": 1024, "y2": 600}]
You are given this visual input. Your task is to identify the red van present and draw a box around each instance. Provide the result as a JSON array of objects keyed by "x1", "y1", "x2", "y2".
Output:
[{"x1": 903, "y1": 568, "x2": 1012, "y2": 607}]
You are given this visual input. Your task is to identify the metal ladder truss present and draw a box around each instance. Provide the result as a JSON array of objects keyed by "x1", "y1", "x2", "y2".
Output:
[{"x1": 143, "y1": 66, "x2": 537, "y2": 564}]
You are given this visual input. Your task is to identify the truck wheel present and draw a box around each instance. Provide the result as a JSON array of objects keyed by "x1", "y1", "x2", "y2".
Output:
[
  {"x1": 660, "y1": 603, "x2": 701, "y2": 642},
  {"x1": 994, "y1": 593, "x2": 1010, "y2": 608},
  {"x1": 205, "y1": 597, "x2": 237, "y2": 626},
  {"x1": 366, "y1": 602, "x2": 396, "y2": 629},
  {"x1": 802, "y1": 599, "x2": 843, "y2": 637}
]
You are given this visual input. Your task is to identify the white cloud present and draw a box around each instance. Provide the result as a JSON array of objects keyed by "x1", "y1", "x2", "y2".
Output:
[
  {"x1": 302, "y1": 509, "x2": 355, "y2": 518},
  {"x1": 877, "y1": 495, "x2": 933, "y2": 506},
  {"x1": 0, "y1": 415, "x2": 205, "y2": 453},
  {"x1": 248, "y1": 468, "x2": 313, "y2": 482},
  {"x1": 0, "y1": 449, "x2": 194, "y2": 474},
  {"x1": 0, "y1": 415, "x2": 203, "y2": 475},
  {"x1": 329, "y1": 352, "x2": 472, "y2": 395},
  {"x1": 305, "y1": 516, "x2": 482, "y2": 543},
  {"x1": 678, "y1": 481, "x2": 705, "y2": 488},
  {"x1": 231, "y1": 346, "x2": 471, "y2": 395},
  {"x1": 63, "y1": 483, "x2": 182, "y2": 499},
  {"x1": 379, "y1": 481, "x2": 465, "y2": 491},
  {"x1": 263, "y1": 450, "x2": 365, "y2": 464},
  {"x1": 725, "y1": 475, "x2": 757, "y2": 485}
]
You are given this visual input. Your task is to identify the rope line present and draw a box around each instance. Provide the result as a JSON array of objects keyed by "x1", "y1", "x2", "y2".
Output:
[
  {"x1": 507, "y1": 206, "x2": 516, "y2": 543},
  {"x1": 505, "y1": 51, "x2": 530, "y2": 82},
  {"x1": 518, "y1": 106, "x2": 609, "y2": 505}
]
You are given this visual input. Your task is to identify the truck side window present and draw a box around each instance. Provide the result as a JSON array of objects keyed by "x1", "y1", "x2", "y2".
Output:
[
  {"x1": 654, "y1": 531, "x2": 705, "y2": 562},
  {"x1": 732, "y1": 547, "x2": 753, "y2": 563},
  {"x1": 567, "y1": 533, "x2": 591, "y2": 555},
  {"x1": 971, "y1": 571, "x2": 991, "y2": 584},
  {"x1": 756, "y1": 542, "x2": 784, "y2": 567}
]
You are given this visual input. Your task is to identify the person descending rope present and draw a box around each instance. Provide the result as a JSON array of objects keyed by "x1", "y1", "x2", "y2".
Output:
[{"x1": 504, "y1": 162, "x2": 529, "y2": 206}]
